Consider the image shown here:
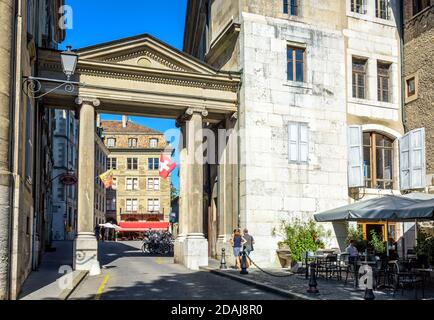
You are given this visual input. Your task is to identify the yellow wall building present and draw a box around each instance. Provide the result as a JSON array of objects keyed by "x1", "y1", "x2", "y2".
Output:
[{"x1": 100, "y1": 116, "x2": 173, "y2": 224}]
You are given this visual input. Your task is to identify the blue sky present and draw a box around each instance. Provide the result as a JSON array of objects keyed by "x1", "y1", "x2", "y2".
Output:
[{"x1": 62, "y1": 0, "x2": 189, "y2": 189}]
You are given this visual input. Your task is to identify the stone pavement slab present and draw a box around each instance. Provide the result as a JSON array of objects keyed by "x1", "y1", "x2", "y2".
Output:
[
  {"x1": 19, "y1": 241, "x2": 87, "y2": 300},
  {"x1": 204, "y1": 259, "x2": 434, "y2": 301}
]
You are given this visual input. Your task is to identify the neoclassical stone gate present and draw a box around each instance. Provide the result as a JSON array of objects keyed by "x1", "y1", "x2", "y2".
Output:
[{"x1": 36, "y1": 34, "x2": 240, "y2": 272}]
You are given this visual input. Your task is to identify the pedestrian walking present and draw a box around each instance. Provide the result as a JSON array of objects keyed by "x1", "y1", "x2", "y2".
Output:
[
  {"x1": 230, "y1": 228, "x2": 246, "y2": 270},
  {"x1": 242, "y1": 228, "x2": 255, "y2": 268}
]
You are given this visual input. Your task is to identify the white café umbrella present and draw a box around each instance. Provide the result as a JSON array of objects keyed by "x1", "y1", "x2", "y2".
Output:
[{"x1": 99, "y1": 223, "x2": 121, "y2": 229}]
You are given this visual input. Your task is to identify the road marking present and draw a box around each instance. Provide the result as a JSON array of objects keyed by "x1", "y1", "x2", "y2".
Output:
[
  {"x1": 95, "y1": 275, "x2": 110, "y2": 300},
  {"x1": 156, "y1": 257, "x2": 162, "y2": 264}
]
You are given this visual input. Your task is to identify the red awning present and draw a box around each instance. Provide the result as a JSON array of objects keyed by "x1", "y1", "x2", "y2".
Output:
[{"x1": 117, "y1": 221, "x2": 170, "y2": 232}]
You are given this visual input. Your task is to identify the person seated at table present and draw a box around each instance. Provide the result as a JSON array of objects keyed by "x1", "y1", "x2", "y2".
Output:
[{"x1": 346, "y1": 240, "x2": 359, "y2": 264}]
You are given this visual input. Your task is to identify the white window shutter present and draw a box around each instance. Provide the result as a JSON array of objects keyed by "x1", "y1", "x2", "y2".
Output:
[
  {"x1": 288, "y1": 122, "x2": 299, "y2": 162},
  {"x1": 400, "y1": 128, "x2": 426, "y2": 190},
  {"x1": 410, "y1": 128, "x2": 426, "y2": 189},
  {"x1": 347, "y1": 125, "x2": 364, "y2": 187},
  {"x1": 399, "y1": 132, "x2": 411, "y2": 190},
  {"x1": 299, "y1": 124, "x2": 309, "y2": 163}
]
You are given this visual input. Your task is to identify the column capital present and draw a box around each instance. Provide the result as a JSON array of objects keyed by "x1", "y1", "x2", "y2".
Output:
[
  {"x1": 185, "y1": 107, "x2": 208, "y2": 118},
  {"x1": 176, "y1": 107, "x2": 208, "y2": 127},
  {"x1": 75, "y1": 96, "x2": 100, "y2": 107}
]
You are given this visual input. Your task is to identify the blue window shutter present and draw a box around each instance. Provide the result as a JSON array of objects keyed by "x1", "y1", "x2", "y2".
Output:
[{"x1": 347, "y1": 125, "x2": 364, "y2": 187}]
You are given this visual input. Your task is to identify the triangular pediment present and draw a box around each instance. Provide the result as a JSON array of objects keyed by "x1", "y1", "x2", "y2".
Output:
[{"x1": 77, "y1": 34, "x2": 217, "y2": 75}]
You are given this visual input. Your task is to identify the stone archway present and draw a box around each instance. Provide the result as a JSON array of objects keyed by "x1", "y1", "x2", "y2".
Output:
[{"x1": 36, "y1": 34, "x2": 240, "y2": 272}]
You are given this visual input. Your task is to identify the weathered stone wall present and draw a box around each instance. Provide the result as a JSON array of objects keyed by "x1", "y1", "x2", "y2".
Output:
[
  {"x1": 404, "y1": 7, "x2": 434, "y2": 186},
  {"x1": 239, "y1": 12, "x2": 349, "y2": 267},
  {"x1": 0, "y1": 0, "x2": 14, "y2": 300},
  {"x1": 241, "y1": 0, "x2": 346, "y2": 31}
]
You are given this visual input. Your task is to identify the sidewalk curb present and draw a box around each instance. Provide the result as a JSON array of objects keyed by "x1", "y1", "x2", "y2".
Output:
[
  {"x1": 201, "y1": 267, "x2": 316, "y2": 300},
  {"x1": 59, "y1": 270, "x2": 88, "y2": 300}
]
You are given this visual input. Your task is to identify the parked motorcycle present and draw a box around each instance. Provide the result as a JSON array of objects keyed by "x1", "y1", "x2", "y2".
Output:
[{"x1": 141, "y1": 231, "x2": 174, "y2": 255}]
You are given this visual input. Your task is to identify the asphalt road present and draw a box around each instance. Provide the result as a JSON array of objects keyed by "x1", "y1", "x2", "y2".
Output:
[{"x1": 69, "y1": 241, "x2": 286, "y2": 300}]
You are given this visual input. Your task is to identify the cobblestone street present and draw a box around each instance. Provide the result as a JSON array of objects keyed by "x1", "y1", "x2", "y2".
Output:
[{"x1": 206, "y1": 264, "x2": 434, "y2": 300}]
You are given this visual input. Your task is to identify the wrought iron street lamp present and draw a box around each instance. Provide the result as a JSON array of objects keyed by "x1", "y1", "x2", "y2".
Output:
[
  {"x1": 60, "y1": 45, "x2": 78, "y2": 80},
  {"x1": 22, "y1": 45, "x2": 85, "y2": 99}
]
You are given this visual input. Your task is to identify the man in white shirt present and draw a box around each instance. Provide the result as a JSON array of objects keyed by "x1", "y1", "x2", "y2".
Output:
[{"x1": 346, "y1": 240, "x2": 359, "y2": 257}]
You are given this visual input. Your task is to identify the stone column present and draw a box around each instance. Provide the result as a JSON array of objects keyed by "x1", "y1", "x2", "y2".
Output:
[
  {"x1": 229, "y1": 114, "x2": 239, "y2": 231},
  {"x1": 216, "y1": 114, "x2": 238, "y2": 259},
  {"x1": 174, "y1": 121, "x2": 188, "y2": 264},
  {"x1": 73, "y1": 97, "x2": 100, "y2": 275},
  {"x1": 182, "y1": 107, "x2": 208, "y2": 270}
]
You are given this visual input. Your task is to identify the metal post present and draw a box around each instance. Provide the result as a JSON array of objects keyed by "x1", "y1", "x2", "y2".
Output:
[
  {"x1": 307, "y1": 262, "x2": 319, "y2": 294},
  {"x1": 305, "y1": 252, "x2": 309, "y2": 279},
  {"x1": 240, "y1": 249, "x2": 248, "y2": 275},
  {"x1": 220, "y1": 248, "x2": 227, "y2": 270},
  {"x1": 363, "y1": 266, "x2": 375, "y2": 300}
]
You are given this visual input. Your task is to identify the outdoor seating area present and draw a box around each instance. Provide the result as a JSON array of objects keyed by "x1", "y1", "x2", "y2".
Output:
[{"x1": 301, "y1": 250, "x2": 433, "y2": 299}]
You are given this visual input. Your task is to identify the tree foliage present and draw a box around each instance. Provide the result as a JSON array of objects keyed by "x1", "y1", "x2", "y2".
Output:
[{"x1": 273, "y1": 219, "x2": 330, "y2": 262}]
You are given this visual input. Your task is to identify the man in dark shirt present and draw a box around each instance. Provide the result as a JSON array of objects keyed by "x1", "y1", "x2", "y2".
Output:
[{"x1": 243, "y1": 229, "x2": 255, "y2": 268}]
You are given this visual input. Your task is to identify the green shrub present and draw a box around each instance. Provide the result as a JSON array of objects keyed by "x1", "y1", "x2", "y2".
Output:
[
  {"x1": 415, "y1": 230, "x2": 434, "y2": 266},
  {"x1": 273, "y1": 219, "x2": 331, "y2": 262},
  {"x1": 369, "y1": 230, "x2": 386, "y2": 254},
  {"x1": 346, "y1": 225, "x2": 368, "y2": 252}
]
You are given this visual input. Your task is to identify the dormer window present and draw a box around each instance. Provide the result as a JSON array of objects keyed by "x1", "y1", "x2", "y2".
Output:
[
  {"x1": 107, "y1": 138, "x2": 116, "y2": 147},
  {"x1": 150, "y1": 138, "x2": 158, "y2": 148},
  {"x1": 128, "y1": 138, "x2": 138, "y2": 148}
]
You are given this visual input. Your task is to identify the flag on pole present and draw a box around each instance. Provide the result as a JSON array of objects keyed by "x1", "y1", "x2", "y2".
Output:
[
  {"x1": 99, "y1": 169, "x2": 114, "y2": 189},
  {"x1": 159, "y1": 153, "x2": 176, "y2": 179}
]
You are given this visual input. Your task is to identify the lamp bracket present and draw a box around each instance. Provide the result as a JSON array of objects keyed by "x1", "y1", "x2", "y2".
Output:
[{"x1": 22, "y1": 76, "x2": 86, "y2": 99}]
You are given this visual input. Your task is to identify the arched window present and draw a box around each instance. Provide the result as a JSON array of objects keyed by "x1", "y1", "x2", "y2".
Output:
[{"x1": 363, "y1": 132, "x2": 394, "y2": 189}]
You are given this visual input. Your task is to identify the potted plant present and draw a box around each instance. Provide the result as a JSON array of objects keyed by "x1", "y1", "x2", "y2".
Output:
[
  {"x1": 369, "y1": 230, "x2": 386, "y2": 257},
  {"x1": 273, "y1": 219, "x2": 330, "y2": 269},
  {"x1": 415, "y1": 230, "x2": 434, "y2": 268}
]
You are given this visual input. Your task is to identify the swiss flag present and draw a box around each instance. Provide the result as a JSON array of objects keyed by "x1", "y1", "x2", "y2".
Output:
[{"x1": 159, "y1": 153, "x2": 176, "y2": 179}]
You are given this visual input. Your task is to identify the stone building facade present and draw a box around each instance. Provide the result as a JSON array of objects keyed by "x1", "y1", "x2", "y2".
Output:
[
  {"x1": 101, "y1": 117, "x2": 172, "y2": 224},
  {"x1": 403, "y1": 1, "x2": 434, "y2": 191},
  {"x1": 184, "y1": 0, "x2": 423, "y2": 266},
  {"x1": 51, "y1": 110, "x2": 79, "y2": 241},
  {"x1": 0, "y1": 0, "x2": 65, "y2": 299},
  {"x1": 95, "y1": 127, "x2": 109, "y2": 226}
]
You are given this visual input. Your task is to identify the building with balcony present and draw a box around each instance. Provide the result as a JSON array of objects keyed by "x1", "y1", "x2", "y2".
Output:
[{"x1": 100, "y1": 116, "x2": 173, "y2": 228}]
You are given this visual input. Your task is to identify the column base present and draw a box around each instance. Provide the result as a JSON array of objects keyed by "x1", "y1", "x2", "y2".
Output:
[
  {"x1": 174, "y1": 234, "x2": 187, "y2": 264},
  {"x1": 181, "y1": 233, "x2": 208, "y2": 270},
  {"x1": 73, "y1": 233, "x2": 100, "y2": 276}
]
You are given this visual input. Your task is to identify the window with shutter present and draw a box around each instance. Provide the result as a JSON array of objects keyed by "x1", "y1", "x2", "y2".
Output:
[
  {"x1": 400, "y1": 128, "x2": 426, "y2": 190},
  {"x1": 348, "y1": 126, "x2": 364, "y2": 187},
  {"x1": 288, "y1": 122, "x2": 309, "y2": 164}
]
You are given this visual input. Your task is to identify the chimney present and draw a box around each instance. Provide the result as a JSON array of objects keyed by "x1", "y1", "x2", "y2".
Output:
[
  {"x1": 122, "y1": 115, "x2": 127, "y2": 128},
  {"x1": 96, "y1": 113, "x2": 101, "y2": 128}
]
